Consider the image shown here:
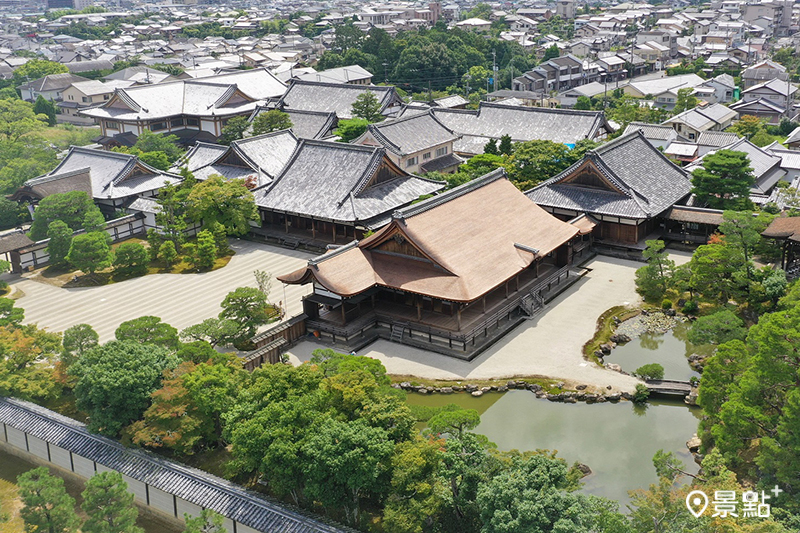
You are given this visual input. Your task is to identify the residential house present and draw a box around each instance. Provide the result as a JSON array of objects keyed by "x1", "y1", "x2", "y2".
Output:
[
  {"x1": 455, "y1": 18, "x2": 492, "y2": 31},
  {"x1": 624, "y1": 73, "x2": 704, "y2": 100},
  {"x1": 730, "y1": 77, "x2": 797, "y2": 124},
  {"x1": 58, "y1": 80, "x2": 133, "y2": 125},
  {"x1": 663, "y1": 103, "x2": 739, "y2": 140},
  {"x1": 741, "y1": 59, "x2": 788, "y2": 89},
  {"x1": 696, "y1": 73, "x2": 736, "y2": 104},
  {"x1": 296, "y1": 65, "x2": 373, "y2": 85},
  {"x1": 695, "y1": 130, "x2": 739, "y2": 156},
  {"x1": 512, "y1": 54, "x2": 597, "y2": 93},
  {"x1": 354, "y1": 112, "x2": 463, "y2": 174},
  {"x1": 17, "y1": 72, "x2": 89, "y2": 102},
  {"x1": 526, "y1": 130, "x2": 693, "y2": 247}
]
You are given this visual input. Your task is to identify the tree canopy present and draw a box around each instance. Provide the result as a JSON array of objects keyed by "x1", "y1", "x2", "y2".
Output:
[
  {"x1": 691, "y1": 150, "x2": 755, "y2": 210},
  {"x1": 69, "y1": 340, "x2": 178, "y2": 435},
  {"x1": 185, "y1": 175, "x2": 257, "y2": 236}
]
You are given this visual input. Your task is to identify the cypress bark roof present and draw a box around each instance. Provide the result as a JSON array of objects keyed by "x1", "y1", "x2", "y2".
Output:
[{"x1": 279, "y1": 170, "x2": 578, "y2": 302}]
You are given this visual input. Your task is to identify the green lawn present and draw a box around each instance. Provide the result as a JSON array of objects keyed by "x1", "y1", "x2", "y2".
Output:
[{"x1": 35, "y1": 124, "x2": 101, "y2": 150}]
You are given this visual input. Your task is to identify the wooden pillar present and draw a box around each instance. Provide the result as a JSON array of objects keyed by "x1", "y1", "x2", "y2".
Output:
[
  {"x1": 482, "y1": 296, "x2": 486, "y2": 313},
  {"x1": 535, "y1": 260, "x2": 540, "y2": 277},
  {"x1": 311, "y1": 218, "x2": 316, "y2": 239},
  {"x1": 416, "y1": 296, "x2": 422, "y2": 320},
  {"x1": 285, "y1": 215, "x2": 289, "y2": 234},
  {"x1": 340, "y1": 303, "x2": 346, "y2": 324},
  {"x1": 515, "y1": 275, "x2": 519, "y2": 291},
  {"x1": 456, "y1": 304, "x2": 462, "y2": 331},
  {"x1": 371, "y1": 294, "x2": 376, "y2": 309},
  {"x1": 505, "y1": 281, "x2": 509, "y2": 298},
  {"x1": 332, "y1": 223, "x2": 336, "y2": 244}
]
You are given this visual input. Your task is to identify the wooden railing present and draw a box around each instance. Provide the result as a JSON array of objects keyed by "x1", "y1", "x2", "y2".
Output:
[{"x1": 306, "y1": 265, "x2": 572, "y2": 351}]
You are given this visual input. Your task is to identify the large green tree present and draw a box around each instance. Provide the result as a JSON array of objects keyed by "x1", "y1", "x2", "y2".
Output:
[
  {"x1": 251, "y1": 109, "x2": 293, "y2": 136},
  {"x1": 112, "y1": 242, "x2": 149, "y2": 277},
  {"x1": 46, "y1": 220, "x2": 73, "y2": 267},
  {"x1": 634, "y1": 240, "x2": 676, "y2": 302},
  {"x1": 691, "y1": 150, "x2": 755, "y2": 210},
  {"x1": 219, "y1": 116, "x2": 250, "y2": 145},
  {"x1": 69, "y1": 340, "x2": 177, "y2": 435},
  {"x1": 128, "y1": 362, "x2": 215, "y2": 455},
  {"x1": 81, "y1": 471, "x2": 143, "y2": 533},
  {"x1": 507, "y1": 140, "x2": 572, "y2": 189},
  {"x1": 218, "y1": 287, "x2": 274, "y2": 341},
  {"x1": 115, "y1": 315, "x2": 180, "y2": 349},
  {"x1": 16, "y1": 467, "x2": 79, "y2": 533},
  {"x1": 302, "y1": 417, "x2": 395, "y2": 526},
  {"x1": 28, "y1": 191, "x2": 96, "y2": 240},
  {"x1": 61, "y1": 323, "x2": 98, "y2": 367},
  {"x1": 182, "y1": 509, "x2": 226, "y2": 533},
  {"x1": 351, "y1": 91, "x2": 384, "y2": 123},
  {"x1": 66, "y1": 232, "x2": 112, "y2": 277},
  {"x1": 185, "y1": 175, "x2": 256, "y2": 235},
  {"x1": 33, "y1": 95, "x2": 57, "y2": 126},
  {"x1": 12, "y1": 59, "x2": 68, "y2": 87}
]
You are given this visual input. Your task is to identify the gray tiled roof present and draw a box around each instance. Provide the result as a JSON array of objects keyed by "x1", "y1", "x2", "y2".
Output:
[
  {"x1": 176, "y1": 131, "x2": 300, "y2": 185},
  {"x1": 696, "y1": 131, "x2": 739, "y2": 148},
  {"x1": 279, "y1": 80, "x2": 401, "y2": 120},
  {"x1": 685, "y1": 137, "x2": 786, "y2": 195},
  {"x1": 82, "y1": 69, "x2": 286, "y2": 122},
  {"x1": 431, "y1": 102, "x2": 610, "y2": 148},
  {"x1": 0, "y1": 397, "x2": 350, "y2": 533},
  {"x1": 364, "y1": 112, "x2": 459, "y2": 156},
  {"x1": 30, "y1": 147, "x2": 181, "y2": 200},
  {"x1": 17, "y1": 72, "x2": 89, "y2": 92},
  {"x1": 283, "y1": 109, "x2": 338, "y2": 139},
  {"x1": 526, "y1": 130, "x2": 692, "y2": 219},
  {"x1": 622, "y1": 121, "x2": 676, "y2": 141},
  {"x1": 253, "y1": 140, "x2": 444, "y2": 225}
]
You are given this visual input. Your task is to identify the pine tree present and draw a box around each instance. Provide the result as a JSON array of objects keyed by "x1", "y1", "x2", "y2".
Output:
[
  {"x1": 195, "y1": 230, "x2": 217, "y2": 270},
  {"x1": 498, "y1": 134, "x2": 513, "y2": 156},
  {"x1": 17, "y1": 467, "x2": 80, "y2": 533},
  {"x1": 81, "y1": 471, "x2": 143, "y2": 533}
]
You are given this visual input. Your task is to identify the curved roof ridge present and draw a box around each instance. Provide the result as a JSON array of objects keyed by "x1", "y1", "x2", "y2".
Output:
[{"x1": 394, "y1": 168, "x2": 506, "y2": 222}]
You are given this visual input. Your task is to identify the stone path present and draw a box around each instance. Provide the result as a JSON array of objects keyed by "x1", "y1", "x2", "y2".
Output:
[
  {"x1": 287, "y1": 256, "x2": 645, "y2": 393},
  {"x1": 11, "y1": 239, "x2": 312, "y2": 342}
]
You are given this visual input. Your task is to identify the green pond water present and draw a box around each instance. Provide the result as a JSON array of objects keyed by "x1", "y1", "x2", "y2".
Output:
[
  {"x1": 407, "y1": 390, "x2": 702, "y2": 507},
  {"x1": 0, "y1": 448, "x2": 183, "y2": 533},
  {"x1": 605, "y1": 321, "x2": 714, "y2": 381}
]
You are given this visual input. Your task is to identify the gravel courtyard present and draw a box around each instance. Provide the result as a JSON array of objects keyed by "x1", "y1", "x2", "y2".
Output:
[
  {"x1": 10, "y1": 239, "x2": 312, "y2": 342},
  {"x1": 287, "y1": 256, "x2": 646, "y2": 393}
]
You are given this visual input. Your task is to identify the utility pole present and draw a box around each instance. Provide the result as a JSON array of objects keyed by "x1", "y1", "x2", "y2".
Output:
[
  {"x1": 492, "y1": 48, "x2": 498, "y2": 92},
  {"x1": 465, "y1": 74, "x2": 471, "y2": 98},
  {"x1": 383, "y1": 61, "x2": 388, "y2": 83}
]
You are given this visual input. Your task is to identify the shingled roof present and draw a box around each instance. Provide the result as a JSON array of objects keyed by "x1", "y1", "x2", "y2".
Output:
[
  {"x1": 253, "y1": 140, "x2": 444, "y2": 227},
  {"x1": 0, "y1": 397, "x2": 350, "y2": 533},
  {"x1": 17, "y1": 147, "x2": 181, "y2": 201},
  {"x1": 278, "y1": 80, "x2": 402, "y2": 119},
  {"x1": 431, "y1": 102, "x2": 611, "y2": 154},
  {"x1": 82, "y1": 69, "x2": 286, "y2": 122},
  {"x1": 174, "y1": 130, "x2": 301, "y2": 185},
  {"x1": 357, "y1": 112, "x2": 460, "y2": 156},
  {"x1": 279, "y1": 169, "x2": 579, "y2": 302},
  {"x1": 526, "y1": 130, "x2": 692, "y2": 219}
]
